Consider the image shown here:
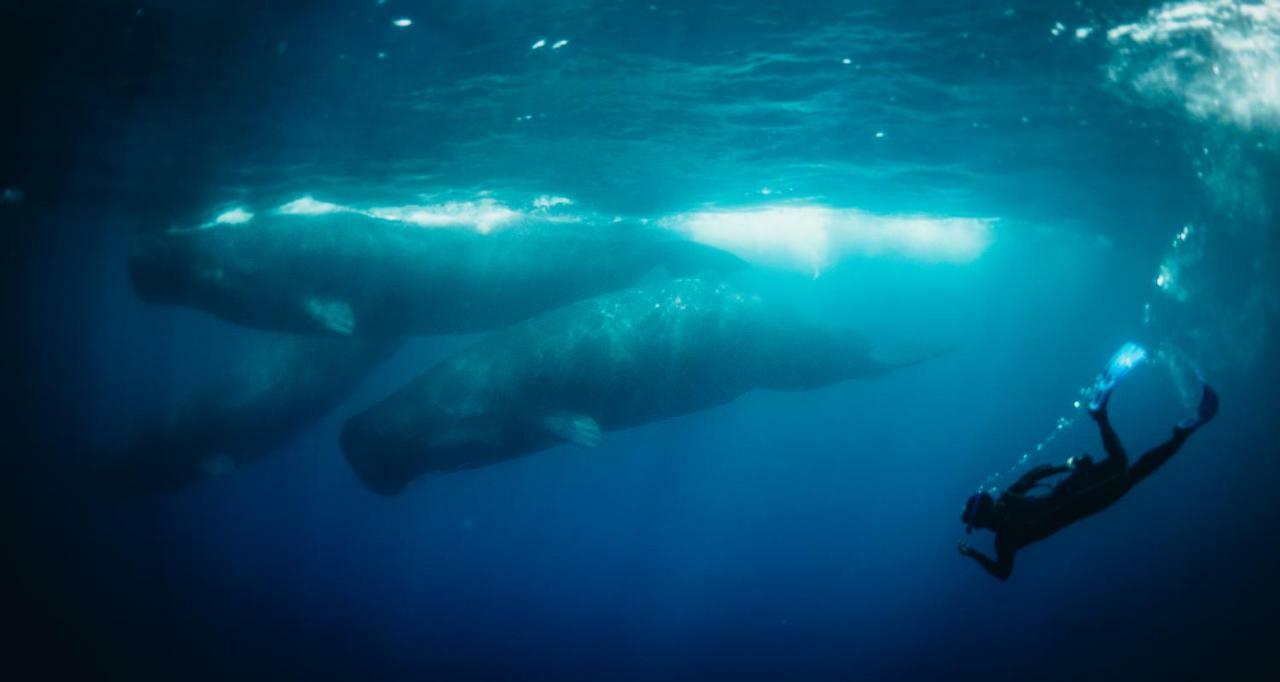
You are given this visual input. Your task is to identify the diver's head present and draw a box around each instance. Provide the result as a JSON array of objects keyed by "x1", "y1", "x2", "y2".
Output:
[
  {"x1": 1067, "y1": 454, "x2": 1094, "y2": 471},
  {"x1": 961, "y1": 491, "x2": 996, "y2": 533}
]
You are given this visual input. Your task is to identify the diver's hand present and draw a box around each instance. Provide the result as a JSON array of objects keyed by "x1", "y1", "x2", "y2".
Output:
[{"x1": 958, "y1": 542, "x2": 976, "y2": 558}]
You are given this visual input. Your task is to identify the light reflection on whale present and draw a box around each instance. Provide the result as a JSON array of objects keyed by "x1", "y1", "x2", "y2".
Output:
[{"x1": 129, "y1": 198, "x2": 743, "y2": 337}]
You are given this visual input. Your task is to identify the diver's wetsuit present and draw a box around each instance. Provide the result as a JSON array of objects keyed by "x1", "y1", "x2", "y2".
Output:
[{"x1": 960, "y1": 406, "x2": 1196, "y2": 581}]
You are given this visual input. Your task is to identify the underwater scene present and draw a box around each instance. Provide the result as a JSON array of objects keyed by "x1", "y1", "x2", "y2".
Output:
[{"x1": 5, "y1": 0, "x2": 1279, "y2": 679}]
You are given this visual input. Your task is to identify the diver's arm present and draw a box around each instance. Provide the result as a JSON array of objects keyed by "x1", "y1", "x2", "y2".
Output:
[
  {"x1": 1007, "y1": 464, "x2": 1069, "y2": 494},
  {"x1": 958, "y1": 541, "x2": 1014, "y2": 581}
]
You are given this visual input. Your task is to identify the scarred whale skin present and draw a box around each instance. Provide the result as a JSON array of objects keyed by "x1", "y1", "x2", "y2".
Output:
[
  {"x1": 93, "y1": 335, "x2": 401, "y2": 499},
  {"x1": 129, "y1": 210, "x2": 742, "y2": 337},
  {"x1": 341, "y1": 278, "x2": 941, "y2": 495}
]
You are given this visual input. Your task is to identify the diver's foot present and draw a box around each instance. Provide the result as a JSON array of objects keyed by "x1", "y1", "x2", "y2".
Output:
[
  {"x1": 1088, "y1": 388, "x2": 1113, "y2": 419},
  {"x1": 1175, "y1": 384, "x2": 1219, "y2": 436}
]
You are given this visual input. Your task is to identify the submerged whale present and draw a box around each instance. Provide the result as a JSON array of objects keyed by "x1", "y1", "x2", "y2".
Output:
[
  {"x1": 93, "y1": 335, "x2": 400, "y2": 499},
  {"x1": 341, "y1": 278, "x2": 948, "y2": 495},
  {"x1": 129, "y1": 207, "x2": 742, "y2": 336}
]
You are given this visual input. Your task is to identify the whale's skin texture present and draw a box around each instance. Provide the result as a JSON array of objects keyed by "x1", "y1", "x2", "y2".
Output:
[
  {"x1": 93, "y1": 335, "x2": 401, "y2": 500},
  {"x1": 341, "y1": 278, "x2": 914, "y2": 495},
  {"x1": 129, "y1": 211, "x2": 742, "y2": 337}
]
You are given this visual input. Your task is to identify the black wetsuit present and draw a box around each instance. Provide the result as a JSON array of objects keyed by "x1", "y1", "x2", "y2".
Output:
[{"x1": 963, "y1": 410, "x2": 1192, "y2": 580}]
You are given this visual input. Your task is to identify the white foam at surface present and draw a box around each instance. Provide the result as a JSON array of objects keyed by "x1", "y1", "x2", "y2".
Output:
[
  {"x1": 1108, "y1": 0, "x2": 1280, "y2": 131},
  {"x1": 664, "y1": 205, "x2": 993, "y2": 274}
]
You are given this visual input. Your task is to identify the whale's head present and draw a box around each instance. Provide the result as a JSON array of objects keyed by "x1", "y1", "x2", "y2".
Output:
[
  {"x1": 128, "y1": 229, "x2": 218, "y2": 304},
  {"x1": 340, "y1": 413, "x2": 416, "y2": 496},
  {"x1": 341, "y1": 403, "x2": 529, "y2": 496}
]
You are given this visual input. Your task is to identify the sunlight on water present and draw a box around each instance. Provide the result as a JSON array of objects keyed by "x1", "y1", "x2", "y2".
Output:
[{"x1": 1108, "y1": 0, "x2": 1280, "y2": 130}]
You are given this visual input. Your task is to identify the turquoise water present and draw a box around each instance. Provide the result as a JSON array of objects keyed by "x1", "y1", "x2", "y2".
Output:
[{"x1": 4, "y1": 1, "x2": 1279, "y2": 679}]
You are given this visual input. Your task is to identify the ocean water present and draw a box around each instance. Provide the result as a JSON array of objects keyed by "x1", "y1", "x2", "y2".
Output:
[{"x1": 4, "y1": 1, "x2": 1279, "y2": 680}]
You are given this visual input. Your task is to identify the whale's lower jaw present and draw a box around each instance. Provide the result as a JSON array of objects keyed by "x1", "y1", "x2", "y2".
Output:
[
  {"x1": 128, "y1": 231, "x2": 193, "y2": 304},
  {"x1": 339, "y1": 419, "x2": 412, "y2": 496}
]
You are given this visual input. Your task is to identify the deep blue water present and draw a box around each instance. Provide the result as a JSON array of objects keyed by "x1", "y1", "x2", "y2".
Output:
[{"x1": 5, "y1": 1, "x2": 1280, "y2": 680}]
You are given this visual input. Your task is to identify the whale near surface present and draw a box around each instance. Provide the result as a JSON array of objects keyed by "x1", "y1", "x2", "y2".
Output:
[
  {"x1": 341, "y1": 278, "x2": 947, "y2": 495},
  {"x1": 94, "y1": 335, "x2": 400, "y2": 499},
  {"x1": 129, "y1": 206, "x2": 742, "y2": 337}
]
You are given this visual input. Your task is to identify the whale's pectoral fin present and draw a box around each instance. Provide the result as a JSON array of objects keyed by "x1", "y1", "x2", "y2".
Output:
[
  {"x1": 304, "y1": 297, "x2": 355, "y2": 335},
  {"x1": 543, "y1": 412, "x2": 602, "y2": 448}
]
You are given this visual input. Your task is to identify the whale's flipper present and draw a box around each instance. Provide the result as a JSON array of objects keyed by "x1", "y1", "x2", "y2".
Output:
[
  {"x1": 544, "y1": 412, "x2": 602, "y2": 448},
  {"x1": 305, "y1": 297, "x2": 355, "y2": 335}
]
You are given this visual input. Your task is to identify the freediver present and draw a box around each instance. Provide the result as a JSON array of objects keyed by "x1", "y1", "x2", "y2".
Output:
[{"x1": 957, "y1": 345, "x2": 1219, "y2": 580}]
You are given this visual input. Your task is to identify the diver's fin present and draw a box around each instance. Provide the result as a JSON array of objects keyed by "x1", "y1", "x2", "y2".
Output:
[
  {"x1": 305, "y1": 297, "x2": 355, "y2": 335},
  {"x1": 544, "y1": 412, "x2": 602, "y2": 448},
  {"x1": 1176, "y1": 384, "x2": 1219, "y2": 433},
  {"x1": 1089, "y1": 342, "x2": 1148, "y2": 411}
]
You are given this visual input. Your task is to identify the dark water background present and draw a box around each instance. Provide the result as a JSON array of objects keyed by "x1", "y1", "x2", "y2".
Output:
[{"x1": 5, "y1": 1, "x2": 1279, "y2": 679}]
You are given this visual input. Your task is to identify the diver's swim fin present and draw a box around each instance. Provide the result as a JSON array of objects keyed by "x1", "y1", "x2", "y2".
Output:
[
  {"x1": 1089, "y1": 342, "x2": 1148, "y2": 412},
  {"x1": 1176, "y1": 384, "x2": 1219, "y2": 434}
]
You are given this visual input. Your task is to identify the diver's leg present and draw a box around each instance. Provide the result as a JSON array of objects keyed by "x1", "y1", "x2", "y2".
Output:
[
  {"x1": 1090, "y1": 405, "x2": 1128, "y2": 469},
  {"x1": 1126, "y1": 430, "x2": 1189, "y2": 484},
  {"x1": 1128, "y1": 384, "x2": 1218, "y2": 483}
]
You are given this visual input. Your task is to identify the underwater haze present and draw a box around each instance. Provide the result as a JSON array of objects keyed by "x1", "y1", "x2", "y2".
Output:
[{"x1": 4, "y1": 1, "x2": 1280, "y2": 680}]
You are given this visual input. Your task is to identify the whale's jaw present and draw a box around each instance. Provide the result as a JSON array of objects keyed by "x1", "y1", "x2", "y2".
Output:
[
  {"x1": 128, "y1": 231, "x2": 191, "y2": 304},
  {"x1": 340, "y1": 416, "x2": 412, "y2": 497}
]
